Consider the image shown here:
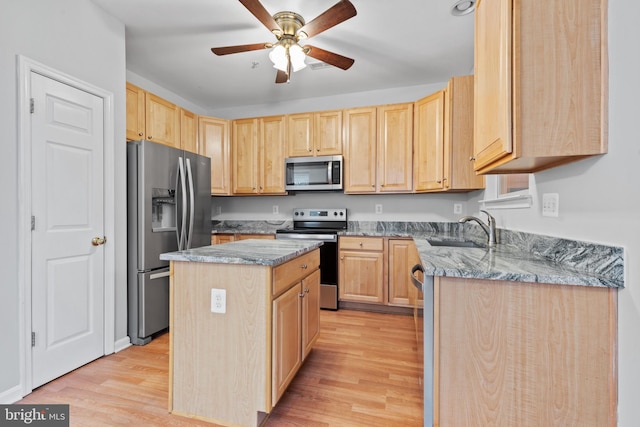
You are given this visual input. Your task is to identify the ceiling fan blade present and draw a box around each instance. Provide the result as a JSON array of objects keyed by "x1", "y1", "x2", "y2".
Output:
[
  {"x1": 304, "y1": 45, "x2": 354, "y2": 70},
  {"x1": 275, "y1": 69, "x2": 289, "y2": 84},
  {"x1": 238, "y1": 0, "x2": 280, "y2": 33},
  {"x1": 211, "y1": 42, "x2": 270, "y2": 55},
  {"x1": 298, "y1": 0, "x2": 357, "y2": 39}
]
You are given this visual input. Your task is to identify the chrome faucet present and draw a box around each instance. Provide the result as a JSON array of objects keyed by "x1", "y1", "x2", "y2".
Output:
[{"x1": 458, "y1": 210, "x2": 498, "y2": 247}]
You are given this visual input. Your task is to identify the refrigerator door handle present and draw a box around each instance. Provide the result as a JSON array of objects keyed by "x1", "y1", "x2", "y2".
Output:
[
  {"x1": 185, "y1": 158, "x2": 195, "y2": 249},
  {"x1": 176, "y1": 157, "x2": 187, "y2": 250}
]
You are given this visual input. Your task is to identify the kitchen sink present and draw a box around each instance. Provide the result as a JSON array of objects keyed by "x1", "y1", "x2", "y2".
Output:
[{"x1": 426, "y1": 239, "x2": 485, "y2": 248}]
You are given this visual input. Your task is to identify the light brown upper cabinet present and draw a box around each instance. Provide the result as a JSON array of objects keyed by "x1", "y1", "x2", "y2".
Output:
[
  {"x1": 198, "y1": 116, "x2": 231, "y2": 195},
  {"x1": 179, "y1": 108, "x2": 197, "y2": 153},
  {"x1": 126, "y1": 83, "x2": 145, "y2": 141},
  {"x1": 473, "y1": 0, "x2": 607, "y2": 174},
  {"x1": 287, "y1": 110, "x2": 343, "y2": 157},
  {"x1": 126, "y1": 82, "x2": 181, "y2": 149},
  {"x1": 343, "y1": 103, "x2": 413, "y2": 193},
  {"x1": 232, "y1": 116, "x2": 287, "y2": 195},
  {"x1": 414, "y1": 75, "x2": 485, "y2": 192}
]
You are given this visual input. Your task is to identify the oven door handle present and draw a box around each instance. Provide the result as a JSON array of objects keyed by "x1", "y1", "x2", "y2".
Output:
[{"x1": 277, "y1": 233, "x2": 337, "y2": 242}]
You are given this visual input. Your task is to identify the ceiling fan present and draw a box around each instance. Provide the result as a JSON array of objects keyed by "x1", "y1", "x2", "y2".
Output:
[{"x1": 211, "y1": 0, "x2": 357, "y2": 84}]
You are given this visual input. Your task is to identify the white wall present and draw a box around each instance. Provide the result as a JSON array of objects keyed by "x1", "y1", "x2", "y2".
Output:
[{"x1": 0, "y1": 0, "x2": 127, "y2": 399}]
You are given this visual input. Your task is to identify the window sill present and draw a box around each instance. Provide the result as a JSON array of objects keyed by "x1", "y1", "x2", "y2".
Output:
[{"x1": 479, "y1": 194, "x2": 533, "y2": 210}]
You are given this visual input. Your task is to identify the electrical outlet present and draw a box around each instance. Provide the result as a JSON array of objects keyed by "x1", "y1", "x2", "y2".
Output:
[
  {"x1": 272, "y1": 205, "x2": 279, "y2": 214},
  {"x1": 211, "y1": 288, "x2": 226, "y2": 314},
  {"x1": 453, "y1": 203, "x2": 463, "y2": 215},
  {"x1": 542, "y1": 193, "x2": 559, "y2": 217},
  {"x1": 375, "y1": 204, "x2": 383, "y2": 214}
]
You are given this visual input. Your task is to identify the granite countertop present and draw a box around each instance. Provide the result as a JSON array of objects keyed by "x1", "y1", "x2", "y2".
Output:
[
  {"x1": 208, "y1": 220, "x2": 624, "y2": 289},
  {"x1": 159, "y1": 239, "x2": 323, "y2": 266}
]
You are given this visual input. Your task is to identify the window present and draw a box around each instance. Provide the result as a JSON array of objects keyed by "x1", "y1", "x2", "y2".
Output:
[{"x1": 480, "y1": 173, "x2": 534, "y2": 209}]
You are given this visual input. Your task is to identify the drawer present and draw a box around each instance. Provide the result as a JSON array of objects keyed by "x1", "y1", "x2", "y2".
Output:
[
  {"x1": 273, "y1": 249, "x2": 320, "y2": 298},
  {"x1": 339, "y1": 236, "x2": 384, "y2": 251}
]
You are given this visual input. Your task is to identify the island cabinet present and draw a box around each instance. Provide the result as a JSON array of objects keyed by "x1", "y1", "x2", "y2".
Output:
[
  {"x1": 198, "y1": 115, "x2": 231, "y2": 195},
  {"x1": 232, "y1": 116, "x2": 287, "y2": 195},
  {"x1": 286, "y1": 110, "x2": 342, "y2": 157},
  {"x1": 414, "y1": 75, "x2": 484, "y2": 192},
  {"x1": 473, "y1": 0, "x2": 607, "y2": 174},
  {"x1": 428, "y1": 276, "x2": 617, "y2": 426},
  {"x1": 343, "y1": 103, "x2": 413, "y2": 194},
  {"x1": 169, "y1": 248, "x2": 320, "y2": 427}
]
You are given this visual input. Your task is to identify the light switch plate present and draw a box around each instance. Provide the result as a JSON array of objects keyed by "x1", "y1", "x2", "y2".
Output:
[
  {"x1": 542, "y1": 193, "x2": 559, "y2": 217},
  {"x1": 211, "y1": 288, "x2": 226, "y2": 314}
]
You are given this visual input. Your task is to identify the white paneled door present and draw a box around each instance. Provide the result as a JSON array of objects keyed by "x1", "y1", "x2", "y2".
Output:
[{"x1": 30, "y1": 72, "x2": 105, "y2": 388}]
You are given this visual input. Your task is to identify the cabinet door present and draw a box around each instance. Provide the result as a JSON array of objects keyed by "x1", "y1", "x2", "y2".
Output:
[
  {"x1": 343, "y1": 107, "x2": 377, "y2": 193},
  {"x1": 145, "y1": 92, "x2": 180, "y2": 148},
  {"x1": 473, "y1": 0, "x2": 513, "y2": 171},
  {"x1": 314, "y1": 110, "x2": 342, "y2": 155},
  {"x1": 232, "y1": 118, "x2": 259, "y2": 194},
  {"x1": 287, "y1": 113, "x2": 313, "y2": 157},
  {"x1": 126, "y1": 83, "x2": 145, "y2": 141},
  {"x1": 414, "y1": 91, "x2": 446, "y2": 192},
  {"x1": 272, "y1": 283, "x2": 302, "y2": 407},
  {"x1": 377, "y1": 103, "x2": 413, "y2": 193},
  {"x1": 236, "y1": 234, "x2": 275, "y2": 240},
  {"x1": 211, "y1": 234, "x2": 235, "y2": 245},
  {"x1": 260, "y1": 115, "x2": 287, "y2": 194},
  {"x1": 301, "y1": 268, "x2": 320, "y2": 359},
  {"x1": 180, "y1": 108, "x2": 197, "y2": 153},
  {"x1": 198, "y1": 116, "x2": 231, "y2": 195},
  {"x1": 388, "y1": 239, "x2": 423, "y2": 307},
  {"x1": 339, "y1": 249, "x2": 384, "y2": 303}
]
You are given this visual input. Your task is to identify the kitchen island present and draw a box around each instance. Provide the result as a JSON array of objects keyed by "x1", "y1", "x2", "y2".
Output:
[{"x1": 160, "y1": 239, "x2": 323, "y2": 427}]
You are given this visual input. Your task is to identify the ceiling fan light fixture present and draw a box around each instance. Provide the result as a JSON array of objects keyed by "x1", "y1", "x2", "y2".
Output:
[
  {"x1": 269, "y1": 44, "x2": 288, "y2": 71},
  {"x1": 289, "y1": 43, "x2": 307, "y2": 72}
]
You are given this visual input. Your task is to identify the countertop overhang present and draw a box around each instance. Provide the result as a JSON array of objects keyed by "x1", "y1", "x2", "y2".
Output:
[{"x1": 160, "y1": 239, "x2": 323, "y2": 266}]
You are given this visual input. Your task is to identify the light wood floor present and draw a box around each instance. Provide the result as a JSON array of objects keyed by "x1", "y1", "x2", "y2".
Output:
[{"x1": 19, "y1": 309, "x2": 424, "y2": 426}]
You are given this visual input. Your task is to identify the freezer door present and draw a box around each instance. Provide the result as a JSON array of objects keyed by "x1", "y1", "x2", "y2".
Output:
[{"x1": 133, "y1": 269, "x2": 170, "y2": 345}]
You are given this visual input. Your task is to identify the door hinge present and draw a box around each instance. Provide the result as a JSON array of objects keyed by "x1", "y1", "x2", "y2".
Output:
[
  {"x1": 31, "y1": 332, "x2": 35, "y2": 347},
  {"x1": 31, "y1": 215, "x2": 35, "y2": 231},
  {"x1": 30, "y1": 98, "x2": 34, "y2": 114}
]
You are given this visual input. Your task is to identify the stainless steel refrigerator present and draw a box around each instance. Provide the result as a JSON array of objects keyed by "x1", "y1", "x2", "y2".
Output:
[{"x1": 127, "y1": 140, "x2": 211, "y2": 345}]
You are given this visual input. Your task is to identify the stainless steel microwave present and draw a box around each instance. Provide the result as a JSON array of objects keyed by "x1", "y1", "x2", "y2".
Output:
[{"x1": 285, "y1": 155, "x2": 343, "y2": 191}]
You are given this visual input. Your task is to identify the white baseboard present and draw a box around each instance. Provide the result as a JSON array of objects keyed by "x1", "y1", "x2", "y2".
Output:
[
  {"x1": 0, "y1": 385, "x2": 24, "y2": 404},
  {"x1": 114, "y1": 336, "x2": 132, "y2": 353}
]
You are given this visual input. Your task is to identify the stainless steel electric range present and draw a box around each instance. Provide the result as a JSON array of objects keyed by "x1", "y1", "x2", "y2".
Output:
[{"x1": 275, "y1": 208, "x2": 347, "y2": 310}]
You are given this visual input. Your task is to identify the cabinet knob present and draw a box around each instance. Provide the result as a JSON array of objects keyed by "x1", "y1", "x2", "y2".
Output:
[
  {"x1": 148, "y1": 136, "x2": 153, "y2": 139},
  {"x1": 300, "y1": 264, "x2": 308, "y2": 269},
  {"x1": 299, "y1": 293, "x2": 305, "y2": 298},
  {"x1": 359, "y1": 242, "x2": 363, "y2": 247},
  {"x1": 316, "y1": 149, "x2": 320, "y2": 152},
  {"x1": 340, "y1": 256, "x2": 344, "y2": 260},
  {"x1": 436, "y1": 179, "x2": 442, "y2": 183},
  {"x1": 304, "y1": 288, "x2": 310, "y2": 293},
  {"x1": 469, "y1": 156, "x2": 475, "y2": 161},
  {"x1": 371, "y1": 184, "x2": 375, "y2": 187},
  {"x1": 138, "y1": 132, "x2": 143, "y2": 137}
]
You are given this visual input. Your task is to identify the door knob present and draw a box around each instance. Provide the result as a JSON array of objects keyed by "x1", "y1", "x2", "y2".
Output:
[{"x1": 92, "y1": 236, "x2": 107, "y2": 246}]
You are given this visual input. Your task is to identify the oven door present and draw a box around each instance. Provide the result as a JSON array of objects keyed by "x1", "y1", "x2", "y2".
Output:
[{"x1": 276, "y1": 232, "x2": 339, "y2": 310}]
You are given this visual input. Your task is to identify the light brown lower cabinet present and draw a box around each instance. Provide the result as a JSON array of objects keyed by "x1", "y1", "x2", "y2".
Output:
[
  {"x1": 211, "y1": 233, "x2": 275, "y2": 245},
  {"x1": 169, "y1": 249, "x2": 320, "y2": 427},
  {"x1": 339, "y1": 236, "x2": 422, "y2": 308},
  {"x1": 429, "y1": 276, "x2": 617, "y2": 426}
]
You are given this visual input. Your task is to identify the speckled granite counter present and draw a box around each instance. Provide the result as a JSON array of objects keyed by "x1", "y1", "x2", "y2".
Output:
[
  {"x1": 160, "y1": 239, "x2": 322, "y2": 266},
  {"x1": 210, "y1": 220, "x2": 624, "y2": 288}
]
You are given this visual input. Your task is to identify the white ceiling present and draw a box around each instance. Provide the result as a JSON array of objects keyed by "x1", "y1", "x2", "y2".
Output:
[{"x1": 91, "y1": 0, "x2": 475, "y2": 111}]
